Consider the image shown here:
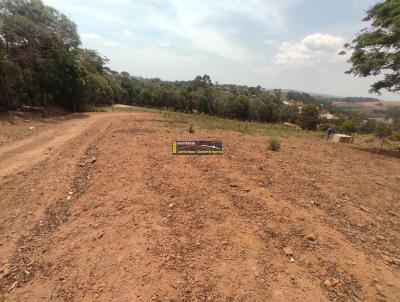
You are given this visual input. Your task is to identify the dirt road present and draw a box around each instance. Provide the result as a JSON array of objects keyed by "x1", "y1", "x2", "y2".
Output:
[{"x1": 0, "y1": 112, "x2": 399, "y2": 301}]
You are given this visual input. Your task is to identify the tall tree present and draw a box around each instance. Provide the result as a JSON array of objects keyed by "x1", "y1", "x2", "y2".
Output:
[
  {"x1": 0, "y1": 0, "x2": 82, "y2": 109},
  {"x1": 375, "y1": 121, "x2": 393, "y2": 148},
  {"x1": 341, "y1": 0, "x2": 400, "y2": 94},
  {"x1": 300, "y1": 105, "x2": 320, "y2": 130}
]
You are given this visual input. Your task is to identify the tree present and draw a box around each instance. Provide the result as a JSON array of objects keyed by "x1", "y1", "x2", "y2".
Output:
[
  {"x1": 340, "y1": 0, "x2": 400, "y2": 94},
  {"x1": 387, "y1": 106, "x2": 400, "y2": 130},
  {"x1": 300, "y1": 105, "x2": 320, "y2": 130},
  {"x1": 0, "y1": 0, "x2": 82, "y2": 109},
  {"x1": 375, "y1": 122, "x2": 393, "y2": 149},
  {"x1": 360, "y1": 119, "x2": 377, "y2": 134},
  {"x1": 272, "y1": 89, "x2": 282, "y2": 104},
  {"x1": 230, "y1": 95, "x2": 249, "y2": 120},
  {"x1": 281, "y1": 105, "x2": 299, "y2": 123},
  {"x1": 338, "y1": 119, "x2": 359, "y2": 135}
]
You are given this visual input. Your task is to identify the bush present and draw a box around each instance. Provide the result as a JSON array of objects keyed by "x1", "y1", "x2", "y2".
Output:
[
  {"x1": 268, "y1": 137, "x2": 281, "y2": 151},
  {"x1": 360, "y1": 119, "x2": 377, "y2": 134},
  {"x1": 300, "y1": 105, "x2": 320, "y2": 130},
  {"x1": 337, "y1": 119, "x2": 359, "y2": 134},
  {"x1": 389, "y1": 131, "x2": 400, "y2": 141},
  {"x1": 188, "y1": 124, "x2": 195, "y2": 133},
  {"x1": 364, "y1": 136, "x2": 374, "y2": 143},
  {"x1": 375, "y1": 122, "x2": 393, "y2": 138}
]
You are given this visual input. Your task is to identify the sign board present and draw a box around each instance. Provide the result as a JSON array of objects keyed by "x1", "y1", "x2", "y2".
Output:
[{"x1": 172, "y1": 141, "x2": 223, "y2": 155}]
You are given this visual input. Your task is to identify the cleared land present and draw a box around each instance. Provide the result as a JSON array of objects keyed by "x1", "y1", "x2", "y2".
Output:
[{"x1": 0, "y1": 111, "x2": 399, "y2": 301}]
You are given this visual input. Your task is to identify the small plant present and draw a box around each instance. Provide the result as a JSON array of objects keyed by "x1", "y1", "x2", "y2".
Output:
[
  {"x1": 188, "y1": 124, "x2": 195, "y2": 133},
  {"x1": 389, "y1": 131, "x2": 400, "y2": 142},
  {"x1": 364, "y1": 136, "x2": 374, "y2": 143},
  {"x1": 268, "y1": 137, "x2": 281, "y2": 151}
]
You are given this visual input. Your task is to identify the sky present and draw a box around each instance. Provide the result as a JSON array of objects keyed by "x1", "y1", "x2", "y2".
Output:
[{"x1": 44, "y1": 0, "x2": 399, "y2": 101}]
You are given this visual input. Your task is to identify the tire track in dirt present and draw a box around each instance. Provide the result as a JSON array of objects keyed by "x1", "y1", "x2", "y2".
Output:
[
  {"x1": 0, "y1": 115, "x2": 113, "y2": 299},
  {"x1": 0, "y1": 114, "x2": 98, "y2": 178},
  {"x1": 0, "y1": 146, "x2": 98, "y2": 292}
]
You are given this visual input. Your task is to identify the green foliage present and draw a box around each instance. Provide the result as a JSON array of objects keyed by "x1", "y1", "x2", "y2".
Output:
[
  {"x1": 360, "y1": 119, "x2": 377, "y2": 134},
  {"x1": 164, "y1": 112, "x2": 322, "y2": 139},
  {"x1": 389, "y1": 131, "x2": 400, "y2": 141},
  {"x1": 387, "y1": 106, "x2": 400, "y2": 120},
  {"x1": 188, "y1": 124, "x2": 195, "y2": 133},
  {"x1": 375, "y1": 122, "x2": 393, "y2": 138},
  {"x1": 281, "y1": 105, "x2": 299, "y2": 124},
  {"x1": 230, "y1": 95, "x2": 249, "y2": 119},
  {"x1": 387, "y1": 106, "x2": 400, "y2": 130},
  {"x1": 300, "y1": 105, "x2": 320, "y2": 130},
  {"x1": 337, "y1": 119, "x2": 359, "y2": 134},
  {"x1": 341, "y1": 0, "x2": 400, "y2": 94},
  {"x1": 287, "y1": 91, "x2": 319, "y2": 106},
  {"x1": 268, "y1": 137, "x2": 281, "y2": 151},
  {"x1": 0, "y1": 0, "x2": 83, "y2": 110}
]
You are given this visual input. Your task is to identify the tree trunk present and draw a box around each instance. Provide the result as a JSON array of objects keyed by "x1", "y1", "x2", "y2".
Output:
[
  {"x1": 350, "y1": 133, "x2": 356, "y2": 144},
  {"x1": 0, "y1": 71, "x2": 13, "y2": 109}
]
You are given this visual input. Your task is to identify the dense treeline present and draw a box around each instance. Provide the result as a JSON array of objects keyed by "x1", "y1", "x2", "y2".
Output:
[
  {"x1": 0, "y1": 0, "x2": 135, "y2": 111},
  {"x1": 119, "y1": 75, "x2": 304, "y2": 124},
  {"x1": 0, "y1": 0, "x2": 82, "y2": 110}
]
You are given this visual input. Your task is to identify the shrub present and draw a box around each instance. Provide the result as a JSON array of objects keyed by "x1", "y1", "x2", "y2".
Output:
[
  {"x1": 375, "y1": 122, "x2": 393, "y2": 149},
  {"x1": 337, "y1": 119, "x2": 359, "y2": 134},
  {"x1": 188, "y1": 124, "x2": 195, "y2": 133},
  {"x1": 268, "y1": 137, "x2": 281, "y2": 151},
  {"x1": 389, "y1": 131, "x2": 400, "y2": 142},
  {"x1": 364, "y1": 136, "x2": 374, "y2": 143},
  {"x1": 360, "y1": 119, "x2": 377, "y2": 134},
  {"x1": 300, "y1": 105, "x2": 320, "y2": 130},
  {"x1": 375, "y1": 122, "x2": 393, "y2": 138}
]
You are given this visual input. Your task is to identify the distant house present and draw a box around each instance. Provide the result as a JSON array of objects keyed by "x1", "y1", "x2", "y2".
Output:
[{"x1": 320, "y1": 113, "x2": 337, "y2": 120}]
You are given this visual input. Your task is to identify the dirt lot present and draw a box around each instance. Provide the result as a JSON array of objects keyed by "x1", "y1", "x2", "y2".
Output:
[{"x1": 0, "y1": 112, "x2": 399, "y2": 301}]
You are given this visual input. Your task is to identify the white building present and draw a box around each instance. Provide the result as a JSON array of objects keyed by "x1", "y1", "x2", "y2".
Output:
[{"x1": 320, "y1": 113, "x2": 337, "y2": 120}]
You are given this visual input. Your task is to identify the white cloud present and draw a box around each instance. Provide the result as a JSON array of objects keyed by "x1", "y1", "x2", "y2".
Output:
[
  {"x1": 301, "y1": 33, "x2": 344, "y2": 51},
  {"x1": 263, "y1": 39, "x2": 276, "y2": 46},
  {"x1": 142, "y1": 0, "x2": 301, "y2": 63},
  {"x1": 275, "y1": 33, "x2": 345, "y2": 68},
  {"x1": 100, "y1": 0, "x2": 129, "y2": 5},
  {"x1": 122, "y1": 29, "x2": 135, "y2": 38},
  {"x1": 81, "y1": 32, "x2": 119, "y2": 48},
  {"x1": 159, "y1": 42, "x2": 171, "y2": 47},
  {"x1": 47, "y1": 0, "x2": 300, "y2": 64},
  {"x1": 105, "y1": 41, "x2": 119, "y2": 47}
]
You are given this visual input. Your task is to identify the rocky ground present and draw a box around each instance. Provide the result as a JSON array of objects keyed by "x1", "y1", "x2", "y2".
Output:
[{"x1": 0, "y1": 112, "x2": 399, "y2": 301}]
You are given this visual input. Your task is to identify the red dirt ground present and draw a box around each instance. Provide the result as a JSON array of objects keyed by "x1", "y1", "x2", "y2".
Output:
[{"x1": 0, "y1": 112, "x2": 399, "y2": 301}]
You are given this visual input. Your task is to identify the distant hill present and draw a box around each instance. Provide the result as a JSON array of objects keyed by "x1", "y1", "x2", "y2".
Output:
[
  {"x1": 344, "y1": 97, "x2": 380, "y2": 102},
  {"x1": 310, "y1": 94, "x2": 381, "y2": 103},
  {"x1": 283, "y1": 90, "x2": 383, "y2": 105}
]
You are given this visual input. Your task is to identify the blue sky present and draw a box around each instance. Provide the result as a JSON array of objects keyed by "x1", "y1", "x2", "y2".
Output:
[{"x1": 44, "y1": 0, "x2": 399, "y2": 100}]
